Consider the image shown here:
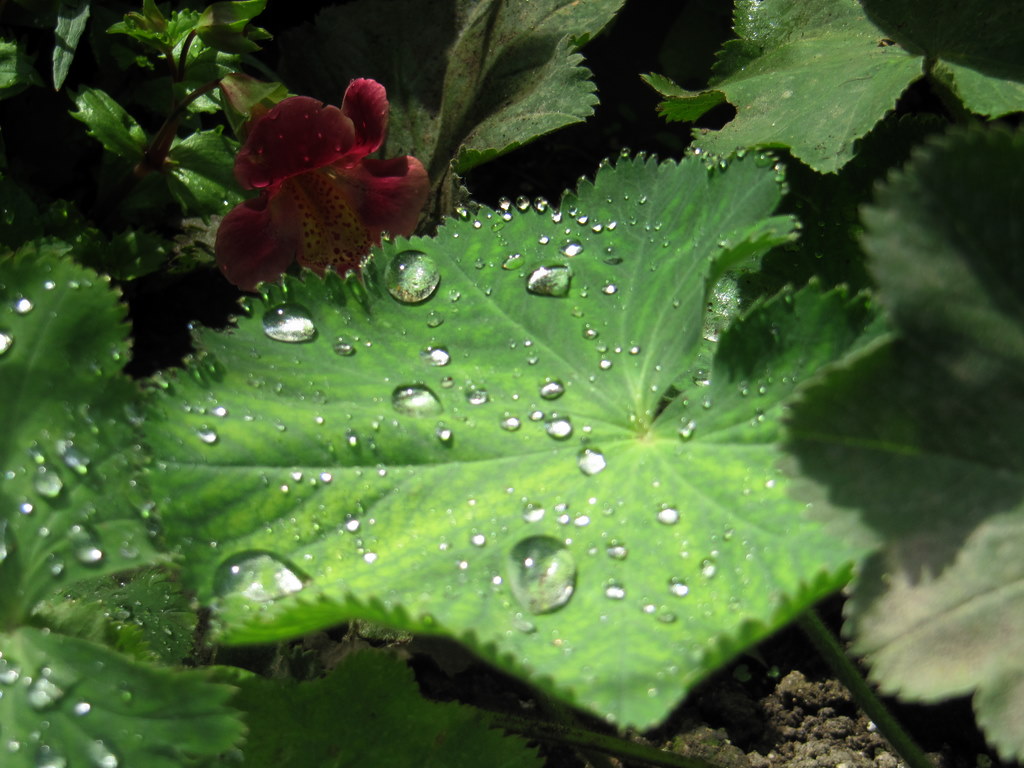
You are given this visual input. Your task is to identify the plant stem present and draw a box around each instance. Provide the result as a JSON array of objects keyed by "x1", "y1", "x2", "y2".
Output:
[
  {"x1": 797, "y1": 610, "x2": 936, "y2": 768},
  {"x1": 488, "y1": 709, "x2": 723, "y2": 768}
]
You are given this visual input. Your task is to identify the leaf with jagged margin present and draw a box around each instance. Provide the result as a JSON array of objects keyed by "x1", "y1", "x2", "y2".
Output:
[
  {"x1": 0, "y1": 243, "x2": 161, "y2": 627},
  {"x1": 146, "y1": 152, "x2": 879, "y2": 728},
  {"x1": 787, "y1": 127, "x2": 1024, "y2": 762},
  {"x1": 860, "y1": 0, "x2": 1024, "y2": 119},
  {"x1": 0, "y1": 626, "x2": 243, "y2": 766},
  {"x1": 218, "y1": 649, "x2": 543, "y2": 767},
  {"x1": 648, "y1": 0, "x2": 921, "y2": 173}
]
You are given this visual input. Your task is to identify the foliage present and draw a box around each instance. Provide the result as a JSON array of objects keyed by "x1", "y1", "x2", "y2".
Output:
[{"x1": 0, "y1": 0, "x2": 1021, "y2": 765}]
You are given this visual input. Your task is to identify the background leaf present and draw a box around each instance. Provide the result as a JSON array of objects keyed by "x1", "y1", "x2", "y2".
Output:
[
  {"x1": 860, "y1": 0, "x2": 1024, "y2": 118},
  {"x1": 278, "y1": 0, "x2": 624, "y2": 212},
  {"x1": 0, "y1": 38, "x2": 44, "y2": 101},
  {"x1": 0, "y1": 626, "x2": 243, "y2": 767},
  {"x1": 166, "y1": 127, "x2": 244, "y2": 217},
  {"x1": 147, "y1": 154, "x2": 876, "y2": 727},
  {"x1": 53, "y1": 0, "x2": 90, "y2": 91},
  {"x1": 657, "y1": 0, "x2": 922, "y2": 173},
  {"x1": 222, "y1": 650, "x2": 543, "y2": 767},
  {"x1": 787, "y1": 127, "x2": 1024, "y2": 762}
]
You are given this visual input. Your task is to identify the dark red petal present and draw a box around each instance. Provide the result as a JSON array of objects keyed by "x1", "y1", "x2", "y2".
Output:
[
  {"x1": 285, "y1": 172, "x2": 373, "y2": 276},
  {"x1": 339, "y1": 78, "x2": 389, "y2": 162},
  {"x1": 334, "y1": 156, "x2": 430, "y2": 240},
  {"x1": 215, "y1": 193, "x2": 300, "y2": 291},
  {"x1": 234, "y1": 96, "x2": 355, "y2": 190}
]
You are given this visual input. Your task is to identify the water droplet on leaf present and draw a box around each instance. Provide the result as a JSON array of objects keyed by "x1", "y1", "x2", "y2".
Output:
[
  {"x1": 507, "y1": 536, "x2": 576, "y2": 614},
  {"x1": 213, "y1": 550, "x2": 306, "y2": 603},
  {"x1": 527, "y1": 265, "x2": 571, "y2": 297},
  {"x1": 262, "y1": 304, "x2": 317, "y2": 343},
  {"x1": 392, "y1": 385, "x2": 443, "y2": 417},
  {"x1": 544, "y1": 415, "x2": 573, "y2": 440},
  {"x1": 539, "y1": 378, "x2": 565, "y2": 400},
  {"x1": 578, "y1": 448, "x2": 607, "y2": 476},
  {"x1": 385, "y1": 251, "x2": 440, "y2": 304},
  {"x1": 421, "y1": 346, "x2": 451, "y2": 366}
]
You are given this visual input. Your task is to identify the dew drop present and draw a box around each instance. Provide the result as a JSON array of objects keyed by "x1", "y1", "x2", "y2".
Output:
[
  {"x1": 68, "y1": 524, "x2": 104, "y2": 564},
  {"x1": 196, "y1": 427, "x2": 219, "y2": 445},
  {"x1": 262, "y1": 304, "x2": 316, "y2": 343},
  {"x1": 333, "y1": 339, "x2": 356, "y2": 356},
  {"x1": 0, "y1": 330, "x2": 12, "y2": 356},
  {"x1": 33, "y1": 465, "x2": 63, "y2": 498},
  {"x1": 604, "y1": 581, "x2": 626, "y2": 600},
  {"x1": 578, "y1": 448, "x2": 607, "y2": 476},
  {"x1": 13, "y1": 297, "x2": 33, "y2": 314},
  {"x1": 669, "y1": 577, "x2": 690, "y2": 597},
  {"x1": 544, "y1": 415, "x2": 573, "y2": 440},
  {"x1": 425, "y1": 311, "x2": 444, "y2": 328},
  {"x1": 87, "y1": 741, "x2": 119, "y2": 768},
  {"x1": 435, "y1": 425, "x2": 454, "y2": 445},
  {"x1": 560, "y1": 241, "x2": 584, "y2": 257},
  {"x1": 526, "y1": 265, "x2": 571, "y2": 297},
  {"x1": 539, "y1": 378, "x2": 565, "y2": 400},
  {"x1": 213, "y1": 550, "x2": 305, "y2": 603},
  {"x1": 502, "y1": 253, "x2": 524, "y2": 270},
  {"x1": 507, "y1": 536, "x2": 576, "y2": 614},
  {"x1": 27, "y1": 672, "x2": 64, "y2": 710},
  {"x1": 500, "y1": 415, "x2": 521, "y2": 431},
  {"x1": 605, "y1": 541, "x2": 628, "y2": 560},
  {"x1": 657, "y1": 506, "x2": 680, "y2": 525},
  {"x1": 35, "y1": 744, "x2": 68, "y2": 768},
  {"x1": 385, "y1": 250, "x2": 440, "y2": 303},
  {"x1": 420, "y1": 346, "x2": 451, "y2": 366},
  {"x1": 522, "y1": 502, "x2": 545, "y2": 522},
  {"x1": 466, "y1": 388, "x2": 489, "y2": 405},
  {"x1": 56, "y1": 440, "x2": 90, "y2": 474},
  {"x1": 391, "y1": 385, "x2": 443, "y2": 417}
]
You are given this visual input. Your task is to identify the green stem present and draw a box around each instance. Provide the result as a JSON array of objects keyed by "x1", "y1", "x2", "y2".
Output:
[
  {"x1": 134, "y1": 78, "x2": 222, "y2": 177},
  {"x1": 487, "y1": 709, "x2": 722, "y2": 768},
  {"x1": 797, "y1": 610, "x2": 936, "y2": 768}
]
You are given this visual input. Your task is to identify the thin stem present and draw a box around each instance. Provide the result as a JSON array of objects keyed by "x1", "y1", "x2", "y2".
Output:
[
  {"x1": 134, "y1": 78, "x2": 222, "y2": 176},
  {"x1": 797, "y1": 610, "x2": 936, "y2": 768},
  {"x1": 177, "y1": 30, "x2": 197, "y2": 82},
  {"x1": 488, "y1": 710, "x2": 724, "y2": 768}
]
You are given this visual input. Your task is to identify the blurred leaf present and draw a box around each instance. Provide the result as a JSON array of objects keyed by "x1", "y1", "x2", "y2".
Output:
[
  {"x1": 70, "y1": 86, "x2": 147, "y2": 160},
  {"x1": 146, "y1": 153, "x2": 878, "y2": 727},
  {"x1": 222, "y1": 650, "x2": 543, "y2": 767},
  {"x1": 642, "y1": 73, "x2": 725, "y2": 123},
  {"x1": 196, "y1": 0, "x2": 270, "y2": 55},
  {"x1": 0, "y1": 626, "x2": 243, "y2": 767},
  {"x1": 787, "y1": 127, "x2": 1024, "y2": 762},
  {"x1": 52, "y1": 0, "x2": 90, "y2": 90}
]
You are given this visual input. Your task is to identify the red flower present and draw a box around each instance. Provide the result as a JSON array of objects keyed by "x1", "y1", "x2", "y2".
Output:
[{"x1": 216, "y1": 79, "x2": 429, "y2": 291}]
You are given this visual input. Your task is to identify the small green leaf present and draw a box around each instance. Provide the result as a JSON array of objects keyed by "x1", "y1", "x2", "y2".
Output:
[
  {"x1": 147, "y1": 154, "x2": 875, "y2": 727},
  {"x1": 642, "y1": 73, "x2": 726, "y2": 123},
  {"x1": 53, "y1": 0, "x2": 91, "y2": 90},
  {"x1": 222, "y1": 650, "x2": 543, "y2": 767},
  {"x1": 685, "y1": 0, "x2": 922, "y2": 172},
  {"x1": 196, "y1": 0, "x2": 270, "y2": 54},
  {"x1": 70, "y1": 86, "x2": 147, "y2": 161},
  {"x1": 166, "y1": 127, "x2": 243, "y2": 217},
  {"x1": 0, "y1": 38, "x2": 44, "y2": 101},
  {"x1": 0, "y1": 626, "x2": 243, "y2": 767}
]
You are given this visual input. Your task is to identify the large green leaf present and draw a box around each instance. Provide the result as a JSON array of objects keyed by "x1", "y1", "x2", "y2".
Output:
[
  {"x1": 70, "y1": 86, "x2": 148, "y2": 161},
  {"x1": 222, "y1": 650, "x2": 543, "y2": 767},
  {"x1": 0, "y1": 245, "x2": 160, "y2": 627},
  {"x1": 279, "y1": 0, "x2": 623, "y2": 211},
  {"x1": 146, "y1": 153, "x2": 877, "y2": 727},
  {"x1": 787, "y1": 128, "x2": 1024, "y2": 761},
  {"x1": 0, "y1": 626, "x2": 242, "y2": 767}
]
